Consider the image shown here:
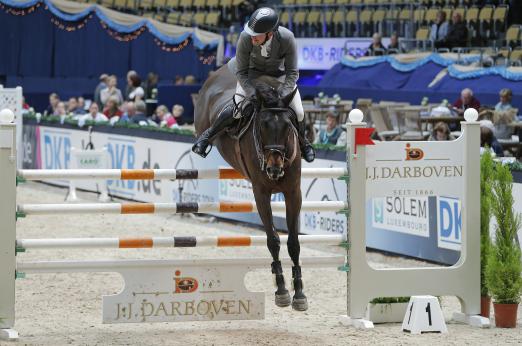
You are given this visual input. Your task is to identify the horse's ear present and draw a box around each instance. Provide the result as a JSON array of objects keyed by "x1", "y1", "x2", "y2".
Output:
[{"x1": 281, "y1": 88, "x2": 298, "y2": 107}]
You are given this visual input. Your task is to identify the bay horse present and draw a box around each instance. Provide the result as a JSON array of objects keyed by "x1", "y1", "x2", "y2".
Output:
[{"x1": 194, "y1": 65, "x2": 307, "y2": 311}]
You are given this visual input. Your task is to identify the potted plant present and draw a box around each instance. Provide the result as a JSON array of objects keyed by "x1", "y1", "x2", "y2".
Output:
[
  {"x1": 479, "y1": 151, "x2": 494, "y2": 317},
  {"x1": 486, "y1": 163, "x2": 522, "y2": 328},
  {"x1": 368, "y1": 297, "x2": 410, "y2": 323}
]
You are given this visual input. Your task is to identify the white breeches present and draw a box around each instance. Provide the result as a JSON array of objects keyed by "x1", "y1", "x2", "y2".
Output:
[{"x1": 234, "y1": 82, "x2": 304, "y2": 122}]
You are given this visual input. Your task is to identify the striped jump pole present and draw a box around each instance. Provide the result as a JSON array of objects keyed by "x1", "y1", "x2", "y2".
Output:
[
  {"x1": 16, "y1": 234, "x2": 344, "y2": 250},
  {"x1": 17, "y1": 201, "x2": 347, "y2": 216},
  {"x1": 17, "y1": 167, "x2": 348, "y2": 181}
]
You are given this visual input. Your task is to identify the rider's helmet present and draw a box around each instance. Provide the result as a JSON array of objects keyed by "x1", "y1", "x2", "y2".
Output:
[{"x1": 244, "y1": 7, "x2": 279, "y2": 36}]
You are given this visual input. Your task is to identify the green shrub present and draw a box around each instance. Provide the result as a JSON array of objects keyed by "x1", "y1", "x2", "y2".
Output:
[
  {"x1": 480, "y1": 151, "x2": 494, "y2": 296},
  {"x1": 486, "y1": 163, "x2": 522, "y2": 304}
]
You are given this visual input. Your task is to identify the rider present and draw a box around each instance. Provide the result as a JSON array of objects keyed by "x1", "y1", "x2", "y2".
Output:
[{"x1": 191, "y1": 7, "x2": 315, "y2": 162}]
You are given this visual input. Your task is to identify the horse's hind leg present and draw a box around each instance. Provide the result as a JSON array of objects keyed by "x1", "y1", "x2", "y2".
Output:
[
  {"x1": 253, "y1": 187, "x2": 291, "y2": 308},
  {"x1": 284, "y1": 188, "x2": 308, "y2": 311}
]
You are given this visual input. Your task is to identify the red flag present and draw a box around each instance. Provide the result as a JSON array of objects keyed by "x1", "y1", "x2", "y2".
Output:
[{"x1": 354, "y1": 128, "x2": 375, "y2": 154}]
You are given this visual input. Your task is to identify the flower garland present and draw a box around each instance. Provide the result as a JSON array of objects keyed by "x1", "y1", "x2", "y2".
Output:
[
  {"x1": 101, "y1": 20, "x2": 147, "y2": 41},
  {"x1": 154, "y1": 37, "x2": 190, "y2": 52},
  {"x1": 51, "y1": 13, "x2": 92, "y2": 32},
  {"x1": 0, "y1": 0, "x2": 40, "y2": 15}
]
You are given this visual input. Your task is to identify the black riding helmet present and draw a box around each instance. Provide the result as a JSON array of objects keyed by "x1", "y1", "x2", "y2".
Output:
[{"x1": 244, "y1": 7, "x2": 279, "y2": 36}]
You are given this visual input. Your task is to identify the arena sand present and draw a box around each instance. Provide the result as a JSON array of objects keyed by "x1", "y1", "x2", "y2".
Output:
[{"x1": 5, "y1": 182, "x2": 522, "y2": 346}]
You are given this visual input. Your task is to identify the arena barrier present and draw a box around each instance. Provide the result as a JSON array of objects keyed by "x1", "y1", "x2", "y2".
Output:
[{"x1": 0, "y1": 108, "x2": 489, "y2": 339}]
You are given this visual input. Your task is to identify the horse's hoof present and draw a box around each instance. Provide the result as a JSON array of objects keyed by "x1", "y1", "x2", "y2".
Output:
[
  {"x1": 275, "y1": 291, "x2": 291, "y2": 307},
  {"x1": 292, "y1": 297, "x2": 308, "y2": 311}
]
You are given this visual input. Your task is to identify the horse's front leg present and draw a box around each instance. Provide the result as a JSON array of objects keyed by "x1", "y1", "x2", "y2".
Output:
[
  {"x1": 253, "y1": 186, "x2": 291, "y2": 308},
  {"x1": 284, "y1": 187, "x2": 308, "y2": 311}
]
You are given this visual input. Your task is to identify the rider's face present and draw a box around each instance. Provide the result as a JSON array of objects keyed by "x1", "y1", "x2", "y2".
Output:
[{"x1": 251, "y1": 32, "x2": 273, "y2": 46}]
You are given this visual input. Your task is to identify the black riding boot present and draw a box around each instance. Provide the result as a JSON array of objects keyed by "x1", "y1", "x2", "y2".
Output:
[
  {"x1": 192, "y1": 105, "x2": 236, "y2": 158},
  {"x1": 298, "y1": 121, "x2": 315, "y2": 162}
]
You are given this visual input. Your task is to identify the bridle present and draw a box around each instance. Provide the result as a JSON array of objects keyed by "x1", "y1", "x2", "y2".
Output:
[{"x1": 252, "y1": 106, "x2": 298, "y2": 173}]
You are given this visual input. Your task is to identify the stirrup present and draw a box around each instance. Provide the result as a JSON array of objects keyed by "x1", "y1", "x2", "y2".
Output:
[{"x1": 192, "y1": 141, "x2": 213, "y2": 158}]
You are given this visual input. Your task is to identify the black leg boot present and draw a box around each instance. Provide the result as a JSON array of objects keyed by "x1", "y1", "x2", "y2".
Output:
[
  {"x1": 192, "y1": 104, "x2": 236, "y2": 158},
  {"x1": 291, "y1": 265, "x2": 308, "y2": 311},
  {"x1": 298, "y1": 121, "x2": 315, "y2": 162},
  {"x1": 272, "y1": 261, "x2": 291, "y2": 307}
]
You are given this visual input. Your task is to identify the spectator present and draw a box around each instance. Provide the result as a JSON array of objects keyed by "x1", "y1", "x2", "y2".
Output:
[
  {"x1": 100, "y1": 75, "x2": 124, "y2": 107},
  {"x1": 22, "y1": 97, "x2": 30, "y2": 113},
  {"x1": 103, "y1": 96, "x2": 123, "y2": 118},
  {"x1": 143, "y1": 72, "x2": 159, "y2": 99},
  {"x1": 480, "y1": 120, "x2": 503, "y2": 157},
  {"x1": 387, "y1": 32, "x2": 400, "y2": 52},
  {"x1": 77, "y1": 97, "x2": 86, "y2": 113},
  {"x1": 314, "y1": 112, "x2": 343, "y2": 145},
  {"x1": 174, "y1": 75, "x2": 184, "y2": 85},
  {"x1": 130, "y1": 100, "x2": 149, "y2": 125},
  {"x1": 119, "y1": 101, "x2": 135, "y2": 123},
  {"x1": 127, "y1": 73, "x2": 145, "y2": 101},
  {"x1": 45, "y1": 93, "x2": 60, "y2": 116},
  {"x1": 495, "y1": 88, "x2": 513, "y2": 111},
  {"x1": 53, "y1": 102, "x2": 66, "y2": 116},
  {"x1": 428, "y1": 122, "x2": 455, "y2": 141},
  {"x1": 452, "y1": 88, "x2": 480, "y2": 116},
  {"x1": 82, "y1": 103, "x2": 109, "y2": 123},
  {"x1": 184, "y1": 75, "x2": 197, "y2": 85},
  {"x1": 66, "y1": 97, "x2": 85, "y2": 115},
  {"x1": 430, "y1": 11, "x2": 449, "y2": 44},
  {"x1": 172, "y1": 104, "x2": 185, "y2": 125},
  {"x1": 94, "y1": 74, "x2": 109, "y2": 109},
  {"x1": 436, "y1": 13, "x2": 468, "y2": 49},
  {"x1": 365, "y1": 33, "x2": 386, "y2": 56},
  {"x1": 154, "y1": 105, "x2": 178, "y2": 128},
  {"x1": 124, "y1": 70, "x2": 138, "y2": 100}
]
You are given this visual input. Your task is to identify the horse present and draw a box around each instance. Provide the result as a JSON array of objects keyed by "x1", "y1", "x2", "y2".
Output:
[{"x1": 194, "y1": 65, "x2": 307, "y2": 311}]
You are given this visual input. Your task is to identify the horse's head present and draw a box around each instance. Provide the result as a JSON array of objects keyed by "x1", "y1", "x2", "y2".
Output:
[{"x1": 254, "y1": 83, "x2": 298, "y2": 181}]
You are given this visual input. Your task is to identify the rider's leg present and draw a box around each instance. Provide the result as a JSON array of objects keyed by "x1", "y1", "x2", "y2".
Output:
[
  {"x1": 289, "y1": 89, "x2": 315, "y2": 162},
  {"x1": 191, "y1": 83, "x2": 245, "y2": 158}
]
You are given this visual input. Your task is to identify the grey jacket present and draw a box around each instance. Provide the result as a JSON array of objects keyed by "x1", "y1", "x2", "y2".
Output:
[{"x1": 234, "y1": 26, "x2": 299, "y2": 97}]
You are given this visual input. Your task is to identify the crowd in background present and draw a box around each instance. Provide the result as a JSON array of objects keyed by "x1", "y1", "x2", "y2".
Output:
[{"x1": 37, "y1": 70, "x2": 197, "y2": 129}]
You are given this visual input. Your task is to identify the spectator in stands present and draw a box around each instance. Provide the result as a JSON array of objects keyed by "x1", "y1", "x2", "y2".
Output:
[
  {"x1": 154, "y1": 105, "x2": 178, "y2": 128},
  {"x1": 452, "y1": 88, "x2": 481, "y2": 116},
  {"x1": 103, "y1": 96, "x2": 123, "y2": 118},
  {"x1": 77, "y1": 97, "x2": 86, "y2": 113},
  {"x1": 480, "y1": 120, "x2": 504, "y2": 157},
  {"x1": 387, "y1": 32, "x2": 400, "y2": 53},
  {"x1": 124, "y1": 70, "x2": 138, "y2": 100},
  {"x1": 428, "y1": 122, "x2": 455, "y2": 141},
  {"x1": 82, "y1": 103, "x2": 109, "y2": 123},
  {"x1": 45, "y1": 93, "x2": 60, "y2": 116},
  {"x1": 495, "y1": 88, "x2": 513, "y2": 111},
  {"x1": 144, "y1": 72, "x2": 159, "y2": 99},
  {"x1": 365, "y1": 33, "x2": 386, "y2": 56},
  {"x1": 172, "y1": 104, "x2": 185, "y2": 125},
  {"x1": 430, "y1": 11, "x2": 449, "y2": 45},
  {"x1": 100, "y1": 75, "x2": 124, "y2": 107},
  {"x1": 174, "y1": 75, "x2": 184, "y2": 85},
  {"x1": 315, "y1": 112, "x2": 343, "y2": 145},
  {"x1": 436, "y1": 13, "x2": 468, "y2": 49},
  {"x1": 53, "y1": 102, "x2": 66, "y2": 116},
  {"x1": 119, "y1": 101, "x2": 134, "y2": 123},
  {"x1": 66, "y1": 97, "x2": 84, "y2": 115},
  {"x1": 94, "y1": 74, "x2": 109, "y2": 109},
  {"x1": 127, "y1": 73, "x2": 145, "y2": 102},
  {"x1": 130, "y1": 100, "x2": 149, "y2": 125}
]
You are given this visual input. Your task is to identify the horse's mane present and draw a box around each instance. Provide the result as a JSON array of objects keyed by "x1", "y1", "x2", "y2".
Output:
[{"x1": 254, "y1": 80, "x2": 281, "y2": 108}]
